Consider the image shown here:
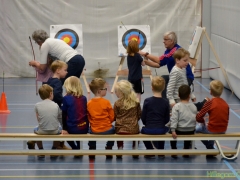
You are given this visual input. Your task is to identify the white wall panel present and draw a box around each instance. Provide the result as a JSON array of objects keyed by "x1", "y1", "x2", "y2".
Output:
[{"x1": 210, "y1": 0, "x2": 240, "y2": 98}]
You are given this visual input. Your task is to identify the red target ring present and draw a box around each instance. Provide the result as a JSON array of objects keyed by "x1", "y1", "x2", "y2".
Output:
[{"x1": 54, "y1": 29, "x2": 79, "y2": 49}]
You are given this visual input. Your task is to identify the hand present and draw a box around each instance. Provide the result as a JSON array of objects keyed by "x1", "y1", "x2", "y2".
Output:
[
  {"x1": 192, "y1": 98, "x2": 196, "y2": 102},
  {"x1": 205, "y1": 97, "x2": 210, "y2": 101},
  {"x1": 172, "y1": 132, "x2": 177, "y2": 139},
  {"x1": 29, "y1": 60, "x2": 36, "y2": 67},
  {"x1": 62, "y1": 130, "x2": 69, "y2": 134},
  {"x1": 170, "y1": 103, "x2": 176, "y2": 108}
]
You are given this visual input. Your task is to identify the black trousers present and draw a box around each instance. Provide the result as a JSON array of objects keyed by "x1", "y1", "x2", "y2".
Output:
[{"x1": 170, "y1": 130, "x2": 195, "y2": 149}]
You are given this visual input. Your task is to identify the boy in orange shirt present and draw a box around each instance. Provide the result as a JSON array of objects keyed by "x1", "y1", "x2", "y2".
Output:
[
  {"x1": 87, "y1": 78, "x2": 115, "y2": 159},
  {"x1": 196, "y1": 80, "x2": 229, "y2": 157}
]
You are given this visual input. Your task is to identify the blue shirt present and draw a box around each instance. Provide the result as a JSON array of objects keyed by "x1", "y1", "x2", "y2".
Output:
[
  {"x1": 141, "y1": 96, "x2": 170, "y2": 128},
  {"x1": 62, "y1": 95, "x2": 89, "y2": 133},
  {"x1": 159, "y1": 44, "x2": 194, "y2": 80},
  {"x1": 45, "y1": 77, "x2": 63, "y2": 108}
]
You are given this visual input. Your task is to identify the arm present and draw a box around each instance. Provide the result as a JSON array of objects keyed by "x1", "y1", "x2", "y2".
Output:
[
  {"x1": 144, "y1": 59, "x2": 160, "y2": 68},
  {"x1": 165, "y1": 103, "x2": 170, "y2": 124},
  {"x1": 141, "y1": 99, "x2": 147, "y2": 125},
  {"x1": 61, "y1": 98, "x2": 68, "y2": 132},
  {"x1": 139, "y1": 50, "x2": 160, "y2": 64},
  {"x1": 107, "y1": 101, "x2": 115, "y2": 123},
  {"x1": 137, "y1": 102, "x2": 142, "y2": 121},
  {"x1": 52, "y1": 80, "x2": 63, "y2": 107},
  {"x1": 35, "y1": 113, "x2": 40, "y2": 123},
  {"x1": 113, "y1": 102, "x2": 118, "y2": 121},
  {"x1": 167, "y1": 71, "x2": 178, "y2": 106},
  {"x1": 196, "y1": 100, "x2": 211, "y2": 123},
  {"x1": 170, "y1": 105, "x2": 179, "y2": 138}
]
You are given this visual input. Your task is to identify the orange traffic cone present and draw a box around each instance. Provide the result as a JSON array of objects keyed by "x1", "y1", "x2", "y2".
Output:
[{"x1": 0, "y1": 92, "x2": 10, "y2": 113}]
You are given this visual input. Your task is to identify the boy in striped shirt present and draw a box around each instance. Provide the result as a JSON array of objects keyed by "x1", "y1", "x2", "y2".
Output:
[{"x1": 167, "y1": 48, "x2": 196, "y2": 108}]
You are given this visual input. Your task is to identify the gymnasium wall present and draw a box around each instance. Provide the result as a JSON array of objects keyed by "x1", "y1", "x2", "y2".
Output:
[
  {"x1": 207, "y1": 0, "x2": 240, "y2": 99},
  {"x1": 0, "y1": 0, "x2": 201, "y2": 78}
]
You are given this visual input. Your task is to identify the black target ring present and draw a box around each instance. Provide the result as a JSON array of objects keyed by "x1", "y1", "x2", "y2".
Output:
[
  {"x1": 54, "y1": 29, "x2": 79, "y2": 49},
  {"x1": 122, "y1": 29, "x2": 147, "y2": 50}
]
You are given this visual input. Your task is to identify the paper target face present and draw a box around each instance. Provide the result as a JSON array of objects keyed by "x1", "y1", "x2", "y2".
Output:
[
  {"x1": 50, "y1": 24, "x2": 83, "y2": 55},
  {"x1": 118, "y1": 25, "x2": 151, "y2": 56},
  {"x1": 54, "y1": 29, "x2": 79, "y2": 49},
  {"x1": 122, "y1": 29, "x2": 147, "y2": 50}
]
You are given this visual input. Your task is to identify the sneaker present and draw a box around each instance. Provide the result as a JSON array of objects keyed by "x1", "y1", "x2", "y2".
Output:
[
  {"x1": 74, "y1": 155, "x2": 83, "y2": 158},
  {"x1": 89, "y1": 146, "x2": 96, "y2": 159},
  {"x1": 158, "y1": 155, "x2": 165, "y2": 159},
  {"x1": 116, "y1": 155, "x2": 122, "y2": 159},
  {"x1": 27, "y1": 141, "x2": 35, "y2": 149},
  {"x1": 144, "y1": 155, "x2": 155, "y2": 159},
  {"x1": 132, "y1": 155, "x2": 139, "y2": 159},
  {"x1": 171, "y1": 155, "x2": 178, "y2": 159},
  {"x1": 206, "y1": 154, "x2": 217, "y2": 158},
  {"x1": 105, "y1": 146, "x2": 113, "y2": 159},
  {"x1": 37, "y1": 155, "x2": 45, "y2": 158}
]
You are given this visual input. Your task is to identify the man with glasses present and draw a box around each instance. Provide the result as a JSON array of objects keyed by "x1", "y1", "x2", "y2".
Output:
[{"x1": 139, "y1": 31, "x2": 194, "y2": 98}]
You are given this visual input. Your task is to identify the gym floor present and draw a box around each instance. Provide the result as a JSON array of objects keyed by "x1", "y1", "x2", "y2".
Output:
[{"x1": 0, "y1": 77, "x2": 239, "y2": 180}]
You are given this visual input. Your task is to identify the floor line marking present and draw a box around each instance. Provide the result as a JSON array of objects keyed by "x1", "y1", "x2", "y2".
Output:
[
  {"x1": 0, "y1": 168, "x2": 235, "y2": 171},
  {"x1": 223, "y1": 160, "x2": 240, "y2": 180}
]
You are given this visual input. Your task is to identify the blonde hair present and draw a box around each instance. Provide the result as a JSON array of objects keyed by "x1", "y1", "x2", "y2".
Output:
[
  {"x1": 89, "y1": 78, "x2": 106, "y2": 95},
  {"x1": 173, "y1": 48, "x2": 190, "y2": 61},
  {"x1": 50, "y1": 60, "x2": 68, "y2": 73},
  {"x1": 127, "y1": 39, "x2": 139, "y2": 55},
  {"x1": 115, "y1": 80, "x2": 139, "y2": 110},
  {"x1": 64, "y1": 76, "x2": 83, "y2": 97},
  {"x1": 164, "y1": 31, "x2": 177, "y2": 44},
  {"x1": 210, "y1": 80, "x2": 224, "y2": 97},
  {"x1": 151, "y1": 76, "x2": 165, "y2": 92},
  {"x1": 38, "y1": 84, "x2": 53, "y2": 100}
]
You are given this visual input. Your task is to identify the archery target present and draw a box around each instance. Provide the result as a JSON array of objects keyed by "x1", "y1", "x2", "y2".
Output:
[
  {"x1": 54, "y1": 29, "x2": 79, "y2": 49},
  {"x1": 118, "y1": 25, "x2": 151, "y2": 56},
  {"x1": 50, "y1": 24, "x2": 83, "y2": 55}
]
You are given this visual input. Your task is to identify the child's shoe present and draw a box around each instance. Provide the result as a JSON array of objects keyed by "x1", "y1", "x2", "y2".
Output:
[
  {"x1": 27, "y1": 141, "x2": 35, "y2": 149},
  {"x1": 50, "y1": 147, "x2": 59, "y2": 159},
  {"x1": 37, "y1": 155, "x2": 45, "y2": 159},
  {"x1": 116, "y1": 146, "x2": 123, "y2": 159},
  {"x1": 144, "y1": 155, "x2": 155, "y2": 159},
  {"x1": 105, "y1": 146, "x2": 113, "y2": 159},
  {"x1": 171, "y1": 155, "x2": 178, "y2": 159},
  {"x1": 89, "y1": 146, "x2": 96, "y2": 159}
]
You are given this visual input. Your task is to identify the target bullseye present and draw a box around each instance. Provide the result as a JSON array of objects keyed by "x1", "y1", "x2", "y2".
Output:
[
  {"x1": 122, "y1": 29, "x2": 147, "y2": 50},
  {"x1": 54, "y1": 29, "x2": 79, "y2": 49}
]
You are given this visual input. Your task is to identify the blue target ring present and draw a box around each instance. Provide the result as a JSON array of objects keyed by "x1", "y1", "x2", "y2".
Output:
[
  {"x1": 122, "y1": 29, "x2": 147, "y2": 50},
  {"x1": 54, "y1": 29, "x2": 79, "y2": 49}
]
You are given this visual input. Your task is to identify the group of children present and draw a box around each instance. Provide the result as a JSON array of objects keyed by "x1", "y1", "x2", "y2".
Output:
[{"x1": 28, "y1": 39, "x2": 229, "y2": 160}]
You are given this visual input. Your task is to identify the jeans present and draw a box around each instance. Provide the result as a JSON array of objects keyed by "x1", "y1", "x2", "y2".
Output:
[
  {"x1": 170, "y1": 130, "x2": 195, "y2": 149},
  {"x1": 34, "y1": 126, "x2": 62, "y2": 135},
  {"x1": 195, "y1": 123, "x2": 225, "y2": 149}
]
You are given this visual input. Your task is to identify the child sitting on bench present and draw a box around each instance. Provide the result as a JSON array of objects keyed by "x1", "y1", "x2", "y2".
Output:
[{"x1": 27, "y1": 84, "x2": 62, "y2": 158}]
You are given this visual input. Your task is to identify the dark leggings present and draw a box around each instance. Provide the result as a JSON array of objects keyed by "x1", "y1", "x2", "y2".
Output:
[{"x1": 170, "y1": 130, "x2": 195, "y2": 149}]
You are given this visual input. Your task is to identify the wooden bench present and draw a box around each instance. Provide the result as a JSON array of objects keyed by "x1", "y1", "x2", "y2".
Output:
[{"x1": 0, "y1": 133, "x2": 239, "y2": 160}]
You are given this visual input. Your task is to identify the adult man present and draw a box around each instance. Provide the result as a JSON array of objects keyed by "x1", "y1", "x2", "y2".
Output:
[{"x1": 139, "y1": 31, "x2": 194, "y2": 98}]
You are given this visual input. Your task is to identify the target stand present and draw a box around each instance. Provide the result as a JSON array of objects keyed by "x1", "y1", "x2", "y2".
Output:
[
  {"x1": 81, "y1": 69, "x2": 90, "y2": 93},
  {"x1": 111, "y1": 56, "x2": 152, "y2": 93}
]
